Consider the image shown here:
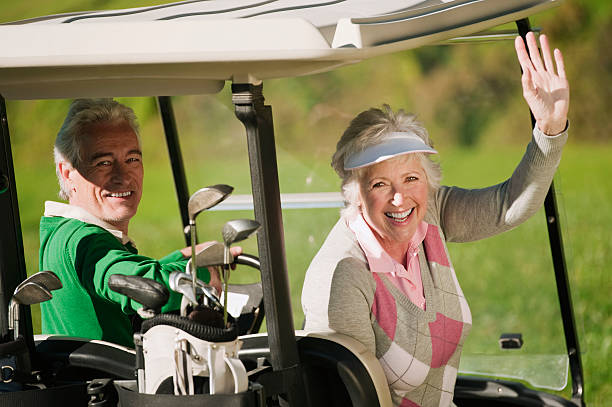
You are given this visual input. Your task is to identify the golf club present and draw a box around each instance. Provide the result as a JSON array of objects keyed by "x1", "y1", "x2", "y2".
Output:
[
  {"x1": 188, "y1": 241, "x2": 233, "y2": 269},
  {"x1": 15, "y1": 270, "x2": 62, "y2": 293},
  {"x1": 187, "y1": 184, "x2": 233, "y2": 305},
  {"x1": 10, "y1": 270, "x2": 62, "y2": 337},
  {"x1": 220, "y1": 219, "x2": 261, "y2": 324},
  {"x1": 170, "y1": 271, "x2": 223, "y2": 313},
  {"x1": 8, "y1": 281, "x2": 53, "y2": 339},
  {"x1": 169, "y1": 271, "x2": 198, "y2": 316}
]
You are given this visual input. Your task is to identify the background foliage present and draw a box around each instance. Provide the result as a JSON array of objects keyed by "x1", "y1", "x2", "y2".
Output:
[{"x1": 2, "y1": 0, "x2": 610, "y2": 405}]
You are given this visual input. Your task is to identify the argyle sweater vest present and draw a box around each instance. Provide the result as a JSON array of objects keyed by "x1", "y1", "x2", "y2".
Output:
[
  {"x1": 371, "y1": 224, "x2": 471, "y2": 406},
  {"x1": 324, "y1": 223, "x2": 471, "y2": 407}
]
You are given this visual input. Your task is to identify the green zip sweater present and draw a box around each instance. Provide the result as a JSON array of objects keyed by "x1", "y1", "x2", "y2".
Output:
[{"x1": 39, "y1": 216, "x2": 209, "y2": 348}]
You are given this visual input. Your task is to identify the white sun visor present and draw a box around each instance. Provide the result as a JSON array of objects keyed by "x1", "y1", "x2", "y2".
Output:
[{"x1": 344, "y1": 132, "x2": 438, "y2": 170}]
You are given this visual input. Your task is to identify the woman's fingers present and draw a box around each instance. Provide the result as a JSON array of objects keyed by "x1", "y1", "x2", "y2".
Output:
[
  {"x1": 539, "y1": 34, "x2": 555, "y2": 74},
  {"x1": 526, "y1": 32, "x2": 545, "y2": 72},
  {"x1": 515, "y1": 35, "x2": 534, "y2": 74},
  {"x1": 522, "y1": 67, "x2": 535, "y2": 94},
  {"x1": 554, "y1": 48, "x2": 566, "y2": 79}
]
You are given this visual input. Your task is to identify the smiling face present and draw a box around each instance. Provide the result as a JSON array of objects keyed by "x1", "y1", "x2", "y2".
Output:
[
  {"x1": 60, "y1": 121, "x2": 143, "y2": 234},
  {"x1": 359, "y1": 154, "x2": 428, "y2": 260}
]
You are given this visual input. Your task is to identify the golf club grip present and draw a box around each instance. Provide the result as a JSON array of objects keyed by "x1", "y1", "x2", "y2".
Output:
[{"x1": 234, "y1": 254, "x2": 260, "y2": 270}]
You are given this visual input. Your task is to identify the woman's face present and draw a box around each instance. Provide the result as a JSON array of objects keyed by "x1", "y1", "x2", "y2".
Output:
[{"x1": 359, "y1": 154, "x2": 428, "y2": 252}]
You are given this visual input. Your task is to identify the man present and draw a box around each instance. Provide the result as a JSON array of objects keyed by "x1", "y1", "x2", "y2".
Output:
[{"x1": 39, "y1": 99, "x2": 231, "y2": 347}]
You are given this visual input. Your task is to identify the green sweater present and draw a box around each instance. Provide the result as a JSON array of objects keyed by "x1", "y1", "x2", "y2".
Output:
[{"x1": 39, "y1": 216, "x2": 209, "y2": 348}]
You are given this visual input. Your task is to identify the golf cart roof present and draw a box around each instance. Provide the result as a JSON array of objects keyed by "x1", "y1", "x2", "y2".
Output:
[{"x1": 0, "y1": 0, "x2": 561, "y2": 100}]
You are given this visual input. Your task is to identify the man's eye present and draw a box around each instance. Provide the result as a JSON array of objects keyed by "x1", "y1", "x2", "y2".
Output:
[
  {"x1": 127, "y1": 157, "x2": 141, "y2": 163},
  {"x1": 96, "y1": 160, "x2": 111, "y2": 167}
]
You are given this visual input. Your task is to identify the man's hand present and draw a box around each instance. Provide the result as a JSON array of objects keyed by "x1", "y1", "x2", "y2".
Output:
[
  {"x1": 180, "y1": 242, "x2": 243, "y2": 294},
  {"x1": 206, "y1": 246, "x2": 242, "y2": 294},
  {"x1": 515, "y1": 32, "x2": 569, "y2": 136}
]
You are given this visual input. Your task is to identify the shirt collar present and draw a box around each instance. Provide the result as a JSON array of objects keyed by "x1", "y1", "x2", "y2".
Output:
[
  {"x1": 348, "y1": 214, "x2": 427, "y2": 276},
  {"x1": 44, "y1": 201, "x2": 136, "y2": 247}
]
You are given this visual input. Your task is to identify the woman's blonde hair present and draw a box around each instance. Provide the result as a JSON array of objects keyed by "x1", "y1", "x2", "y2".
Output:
[{"x1": 331, "y1": 105, "x2": 441, "y2": 219}]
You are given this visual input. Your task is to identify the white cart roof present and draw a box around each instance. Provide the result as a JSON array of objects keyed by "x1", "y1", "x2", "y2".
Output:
[{"x1": 0, "y1": 0, "x2": 561, "y2": 100}]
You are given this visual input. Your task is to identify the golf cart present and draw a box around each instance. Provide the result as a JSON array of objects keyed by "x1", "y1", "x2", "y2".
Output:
[{"x1": 0, "y1": 0, "x2": 585, "y2": 406}]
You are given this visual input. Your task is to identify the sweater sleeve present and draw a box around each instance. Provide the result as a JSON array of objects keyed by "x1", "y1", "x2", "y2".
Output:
[
  {"x1": 434, "y1": 126, "x2": 567, "y2": 243},
  {"x1": 70, "y1": 226, "x2": 210, "y2": 314},
  {"x1": 327, "y1": 257, "x2": 377, "y2": 355},
  {"x1": 159, "y1": 249, "x2": 185, "y2": 264}
]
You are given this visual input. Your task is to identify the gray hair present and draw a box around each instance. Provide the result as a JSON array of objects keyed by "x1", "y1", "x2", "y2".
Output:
[
  {"x1": 331, "y1": 105, "x2": 441, "y2": 220},
  {"x1": 54, "y1": 99, "x2": 140, "y2": 200}
]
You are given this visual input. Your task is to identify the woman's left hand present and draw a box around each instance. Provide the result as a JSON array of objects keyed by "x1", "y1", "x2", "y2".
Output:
[{"x1": 515, "y1": 32, "x2": 569, "y2": 136}]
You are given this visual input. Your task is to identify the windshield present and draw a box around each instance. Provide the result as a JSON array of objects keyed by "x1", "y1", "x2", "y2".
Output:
[{"x1": 441, "y1": 148, "x2": 571, "y2": 391}]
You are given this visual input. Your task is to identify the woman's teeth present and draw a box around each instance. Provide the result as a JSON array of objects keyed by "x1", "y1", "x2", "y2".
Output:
[
  {"x1": 108, "y1": 191, "x2": 131, "y2": 198},
  {"x1": 385, "y1": 208, "x2": 413, "y2": 221}
]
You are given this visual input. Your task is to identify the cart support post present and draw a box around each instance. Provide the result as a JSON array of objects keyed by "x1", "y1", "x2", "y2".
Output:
[
  {"x1": 232, "y1": 83, "x2": 307, "y2": 406},
  {"x1": 157, "y1": 96, "x2": 191, "y2": 246},
  {"x1": 516, "y1": 19, "x2": 585, "y2": 407},
  {"x1": 0, "y1": 96, "x2": 33, "y2": 348}
]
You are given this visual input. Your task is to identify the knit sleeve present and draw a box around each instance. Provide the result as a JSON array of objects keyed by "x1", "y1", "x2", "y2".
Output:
[
  {"x1": 327, "y1": 257, "x2": 377, "y2": 355},
  {"x1": 434, "y1": 126, "x2": 568, "y2": 243},
  {"x1": 69, "y1": 225, "x2": 209, "y2": 314}
]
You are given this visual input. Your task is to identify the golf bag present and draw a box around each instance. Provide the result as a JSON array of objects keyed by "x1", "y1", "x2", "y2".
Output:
[{"x1": 137, "y1": 313, "x2": 248, "y2": 395}]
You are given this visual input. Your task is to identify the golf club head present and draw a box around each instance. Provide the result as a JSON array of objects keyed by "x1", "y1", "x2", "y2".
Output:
[
  {"x1": 169, "y1": 272, "x2": 198, "y2": 305},
  {"x1": 170, "y1": 271, "x2": 222, "y2": 309},
  {"x1": 14, "y1": 281, "x2": 53, "y2": 305},
  {"x1": 9, "y1": 281, "x2": 53, "y2": 338},
  {"x1": 15, "y1": 270, "x2": 62, "y2": 294},
  {"x1": 195, "y1": 285, "x2": 223, "y2": 309},
  {"x1": 187, "y1": 184, "x2": 234, "y2": 220},
  {"x1": 188, "y1": 241, "x2": 234, "y2": 269},
  {"x1": 222, "y1": 219, "x2": 261, "y2": 246}
]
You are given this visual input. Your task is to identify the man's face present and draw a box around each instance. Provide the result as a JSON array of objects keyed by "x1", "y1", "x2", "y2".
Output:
[{"x1": 63, "y1": 121, "x2": 143, "y2": 233}]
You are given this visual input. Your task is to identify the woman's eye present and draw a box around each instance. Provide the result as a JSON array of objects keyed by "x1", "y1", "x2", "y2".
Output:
[
  {"x1": 406, "y1": 176, "x2": 418, "y2": 182},
  {"x1": 372, "y1": 181, "x2": 385, "y2": 188}
]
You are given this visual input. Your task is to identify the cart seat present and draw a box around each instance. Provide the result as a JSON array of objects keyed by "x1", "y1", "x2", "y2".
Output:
[{"x1": 239, "y1": 330, "x2": 393, "y2": 407}]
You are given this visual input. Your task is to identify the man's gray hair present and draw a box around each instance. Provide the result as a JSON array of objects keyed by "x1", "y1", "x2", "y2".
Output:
[
  {"x1": 331, "y1": 105, "x2": 441, "y2": 220},
  {"x1": 54, "y1": 99, "x2": 140, "y2": 200}
]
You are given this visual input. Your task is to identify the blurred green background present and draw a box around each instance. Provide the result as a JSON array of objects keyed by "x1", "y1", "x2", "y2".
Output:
[{"x1": 2, "y1": 0, "x2": 611, "y2": 405}]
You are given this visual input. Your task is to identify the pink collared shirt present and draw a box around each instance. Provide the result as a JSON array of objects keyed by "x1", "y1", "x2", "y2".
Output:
[{"x1": 348, "y1": 214, "x2": 427, "y2": 310}]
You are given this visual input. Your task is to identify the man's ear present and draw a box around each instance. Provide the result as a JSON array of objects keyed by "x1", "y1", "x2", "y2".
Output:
[{"x1": 58, "y1": 161, "x2": 73, "y2": 186}]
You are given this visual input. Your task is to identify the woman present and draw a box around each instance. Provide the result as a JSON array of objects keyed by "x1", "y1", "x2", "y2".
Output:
[{"x1": 301, "y1": 32, "x2": 569, "y2": 407}]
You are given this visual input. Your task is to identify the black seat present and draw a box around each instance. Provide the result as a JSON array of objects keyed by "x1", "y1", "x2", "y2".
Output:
[{"x1": 239, "y1": 331, "x2": 392, "y2": 407}]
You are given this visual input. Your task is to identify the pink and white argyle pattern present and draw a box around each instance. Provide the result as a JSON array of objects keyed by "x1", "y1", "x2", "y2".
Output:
[{"x1": 371, "y1": 224, "x2": 471, "y2": 407}]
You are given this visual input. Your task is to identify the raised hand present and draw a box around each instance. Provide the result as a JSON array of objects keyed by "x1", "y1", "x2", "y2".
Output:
[{"x1": 515, "y1": 32, "x2": 569, "y2": 136}]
